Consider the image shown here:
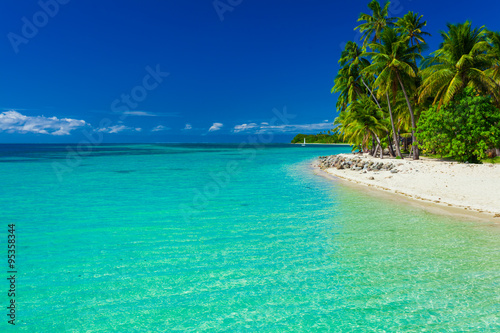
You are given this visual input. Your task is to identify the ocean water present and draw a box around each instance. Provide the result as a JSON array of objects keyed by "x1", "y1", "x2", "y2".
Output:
[{"x1": 1, "y1": 143, "x2": 499, "y2": 332}]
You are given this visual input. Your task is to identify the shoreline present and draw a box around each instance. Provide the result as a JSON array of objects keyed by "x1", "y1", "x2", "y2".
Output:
[
  {"x1": 314, "y1": 153, "x2": 500, "y2": 222},
  {"x1": 313, "y1": 165, "x2": 499, "y2": 224}
]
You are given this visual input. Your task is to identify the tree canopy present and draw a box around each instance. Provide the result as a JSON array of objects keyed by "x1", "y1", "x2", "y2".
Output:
[{"x1": 332, "y1": 0, "x2": 500, "y2": 163}]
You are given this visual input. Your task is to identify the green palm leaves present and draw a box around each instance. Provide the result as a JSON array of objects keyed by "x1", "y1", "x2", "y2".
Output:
[
  {"x1": 335, "y1": 95, "x2": 388, "y2": 157},
  {"x1": 396, "y1": 11, "x2": 431, "y2": 52},
  {"x1": 332, "y1": 2, "x2": 500, "y2": 161},
  {"x1": 332, "y1": 42, "x2": 370, "y2": 111},
  {"x1": 355, "y1": 0, "x2": 396, "y2": 47},
  {"x1": 486, "y1": 31, "x2": 500, "y2": 96},
  {"x1": 419, "y1": 22, "x2": 499, "y2": 107},
  {"x1": 363, "y1": 28, "x2": 421, "y2": 96},
  {"x1": 363, "y1": 28, "x2": 422, "y2": 158}
]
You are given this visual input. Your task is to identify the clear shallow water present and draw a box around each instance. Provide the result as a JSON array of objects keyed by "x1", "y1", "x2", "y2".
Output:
[{"x1": 0, "y1": 143, "x2": 499, "y2": 332}]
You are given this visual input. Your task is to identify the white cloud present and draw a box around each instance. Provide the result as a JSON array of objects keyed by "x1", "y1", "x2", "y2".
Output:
[
  {"x1": 0, "y1": 110, "x2": 86, "y2": 136},
  {"x1": 97, "y1": 125, "x2": 141, "y2": 134},
  {"x1": 183, "y1": 123, "x2": 192, "y2": 130},
  {"x1": 122, "y1": 111, "x2": 157, "y2": 117},
  {"x1": 209, "y1": 122, "x2": 223, "y2": 132},
  {"x1": 233, "y1": 123, "x2": 258, "y2": 133},
  {"x1": 151, "y1": 125, "x2": 169, "y2": 132},
  {"x1": 232, "y1": 121, "x2": 333, "y2": 134}
]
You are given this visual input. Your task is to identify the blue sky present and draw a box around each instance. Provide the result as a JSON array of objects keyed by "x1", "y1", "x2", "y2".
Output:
[{"x1": 1, "y1": 0, "x2": 499, "y2": 143}]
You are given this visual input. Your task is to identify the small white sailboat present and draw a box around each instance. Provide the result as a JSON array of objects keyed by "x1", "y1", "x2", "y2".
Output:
[{"x1": 302, "y1": 138, "x2": 306, "y2": 147}]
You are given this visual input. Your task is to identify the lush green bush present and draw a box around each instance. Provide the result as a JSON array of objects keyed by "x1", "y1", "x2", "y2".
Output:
[{"x1": 417, "y1": 88, "x2": 500, "y2": 163}]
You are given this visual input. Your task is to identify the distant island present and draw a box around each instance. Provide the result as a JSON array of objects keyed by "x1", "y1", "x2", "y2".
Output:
[{"x1": 291, "y1": 131, "x2": 346, "y2": 144}]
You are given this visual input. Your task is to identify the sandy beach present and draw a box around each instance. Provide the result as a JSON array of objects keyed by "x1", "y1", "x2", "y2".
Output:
[{"x1": 317, "y1": 154, "x2": 500, "y2": 218}]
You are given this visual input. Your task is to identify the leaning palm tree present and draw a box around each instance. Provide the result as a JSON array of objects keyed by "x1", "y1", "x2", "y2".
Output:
[
  {"x1": 419, "y1": 21, "x2": 498, "y2": 107},
  {"x1": 334, "y1": 42, "x2": 373, "y2": 105},
  {"x1": 339, "y1": 95, "x2": 388, "y2": 158},
  {"x1": 339, "y1": 41, "x2": 371, "y2": 69},
  {"x1": 338, "y1": 41, "x2": 382, "y2": 105},
  {"x1": 334, "y1": 111, "x2": 365, "y2": 151},
  {"x1": 336, "y1": 42, "x2": 374, "y2": 100},
  {"x1": 332, "y1": 65, "x2": 364, "y2": 112},
  {"x1": 363, "y1": 28, "x2": 422, "y2": 159},
  {"x1": 335, "y1": 41, "x2": 397, "y2": 156},
  {"x1": 395, "y1": 11, "x2": 431, "y2": 53},
  {"x1": 355, "y1": 0, "x2": 396, "y2": 48}
]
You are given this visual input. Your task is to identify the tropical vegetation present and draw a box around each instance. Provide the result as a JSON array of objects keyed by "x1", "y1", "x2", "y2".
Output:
[
  {"x1": 332, "y1": 0, "x2": 500, "y2": 163},
  {"x1": 417, "y1": 88, "x2": 500, "y2": 163}
]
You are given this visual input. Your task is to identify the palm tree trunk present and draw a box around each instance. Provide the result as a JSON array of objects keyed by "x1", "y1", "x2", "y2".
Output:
[
  {"x1": 373, "y1": 142, "x2": 382, "y2": 158},
  {"x1": 363, "y1": 133, "x2": 369, "y2": 153},
  {"x1": 386, "y1": 91, "x2": 403, "y2": 158},
  {"x1": 372, "y1": 133, "x2": 383, "y2": 159},
  {"x1": 361, "y1": 78, "x2": 395, "y2": 157},
  {"x1": 361, "y1": 78, "x2": 381, "y2": 108},
  {"x1": 398, "y1": 128, "x2": 403, "y2": 152},
  {"x1": 396, "y1": 71, "x2": 419, "y2": 160},
  {"x1": 387, "y1": 136, "x2": 395, "y2": 157}
]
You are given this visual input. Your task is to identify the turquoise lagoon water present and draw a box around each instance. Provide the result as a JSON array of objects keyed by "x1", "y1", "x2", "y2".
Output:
[{"x1": 0, "y1": 143, "x2": 499, "y2": 332}]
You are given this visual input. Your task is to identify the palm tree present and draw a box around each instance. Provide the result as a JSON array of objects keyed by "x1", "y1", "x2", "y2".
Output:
[
  {"x1": 339, "y1": 41, "x2": 371, "y2": 69},
  {"x1": 335, "y1": 41, "x2": 398, "y2": 157},
  {"x1": 395, "y1": 11, "x2": 431, "y2": 53},
  {"x1": 486, "y1": 31, "x2": 500, "y2": 94},
  {"x1": 486, "y1": 30, "x2": 500, "y2": 156},
  {"x1": 332, "y1": 65, "x2": 364, "y2": 112},
  {"x1": 338, "y1": 95, "x2": 388, "y2": 157},
  {"x1": 333, "y1": 42, "x2": 372, "y2": 104},
  {"x1": 332, "y1": 42, "x2": 372, "y2": 112},
  {"x1": 419, "y1": 22, "x2": 498, "y2": 107},
  {"x1": 363, "y1": 28, "x2": 422, "y2": 159},
  {"x1": 338, "y1": 42, "x2": 381, "y2": 105},
  {"x1": 355, "y1": 0, "x2": 396, "y2": 48}
]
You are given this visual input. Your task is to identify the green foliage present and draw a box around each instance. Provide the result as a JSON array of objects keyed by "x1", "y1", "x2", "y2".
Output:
[
  {"x1": 355, "y1": 0, "x2": 396, "y2": 47},
  {"x1": 291, "y1": 132, "x2": 346, "y2": 144},
  {"x1": 331, "y1": 2, "x2": 500, "y2": 160},
  {"x1": 395, "y1": 11, "x2": 431, "y2": 53},
  {"x1": 419, "y1": 22, "x2": 498, "y2": 106},
  {"x1": 417, "y1": 88, "x2": 500, "y2": 163},
  {"x1": 482, "y1": 156, "x2": 500, "y2": 164}
]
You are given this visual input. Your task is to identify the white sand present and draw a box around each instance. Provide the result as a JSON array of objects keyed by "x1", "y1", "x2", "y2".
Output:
[{"x1": 321, "y1": 154, "x2": 500, "y2": 217}]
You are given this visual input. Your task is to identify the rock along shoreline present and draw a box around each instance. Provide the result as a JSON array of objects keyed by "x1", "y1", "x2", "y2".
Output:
[
  {"x1": 318, "y1": 154, "x2": 400, "y2": 173},
  {"x1": 315, "y1": 153, "x2": 500, "y2": 219}
]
